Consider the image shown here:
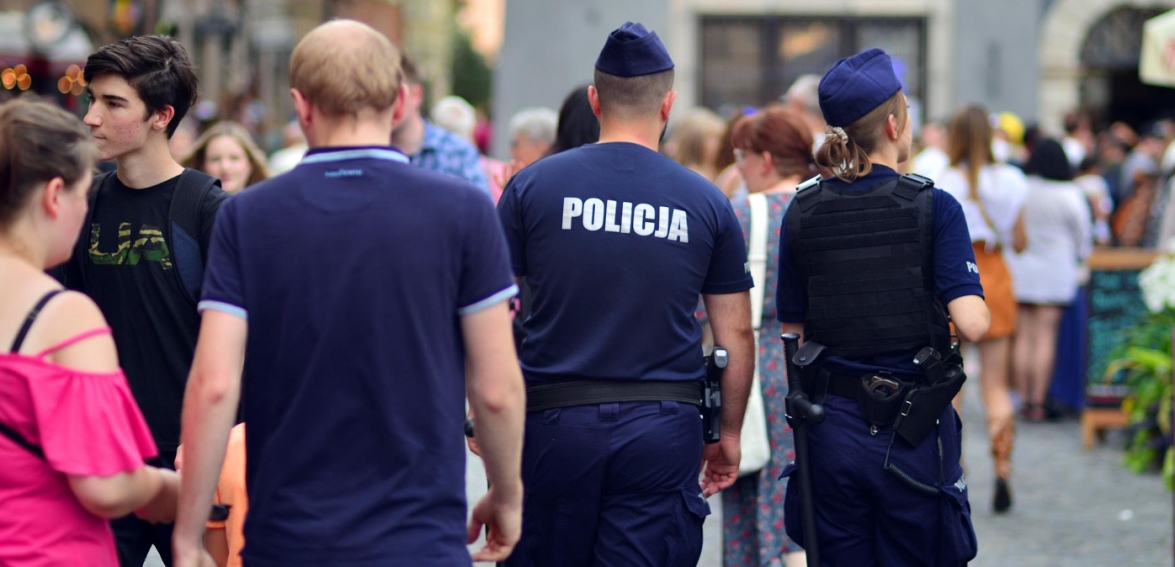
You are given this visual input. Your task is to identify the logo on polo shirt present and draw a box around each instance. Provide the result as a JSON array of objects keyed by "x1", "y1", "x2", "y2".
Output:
[
  {"x1": 324, "y1": 168, "x2": 364, "y2": 178},
  {"x1": 967, "y1": 261, "x2": 979, "y2": 274},
  {"x1": 561, "y1": 197, "x2": 689, "y2": 243}
]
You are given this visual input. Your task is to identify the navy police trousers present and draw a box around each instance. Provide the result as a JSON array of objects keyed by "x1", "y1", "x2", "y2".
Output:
[
  {"x1": 503, "y1": 401, "x2": 710, "y2": 567},
  {"x1": 782, "y1": 396, "x2": 978, "y2": 566}
]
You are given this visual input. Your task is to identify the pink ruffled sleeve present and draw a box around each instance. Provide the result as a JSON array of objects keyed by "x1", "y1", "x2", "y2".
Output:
[{"x1": 28, "y1": 368, "x2": 158, "y2": 477}]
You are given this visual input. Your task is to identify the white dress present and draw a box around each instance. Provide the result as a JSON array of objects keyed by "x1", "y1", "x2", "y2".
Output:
[
  {"x1": 1002, "y1": 177, "x2": 1093, "y2": 305},
  {"x1": 913, "y1": 147, "x2": 949, "y2": 182}
]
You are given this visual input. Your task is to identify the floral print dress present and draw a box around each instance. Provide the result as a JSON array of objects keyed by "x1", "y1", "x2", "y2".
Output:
[{"x1": 723, "y1": 191, "x2": 800, "y2": 566}]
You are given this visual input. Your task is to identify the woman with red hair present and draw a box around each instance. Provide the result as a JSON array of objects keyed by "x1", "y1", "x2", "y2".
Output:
[{"x1": 722, "y1": 105, "x2": 817, "y2": 567}]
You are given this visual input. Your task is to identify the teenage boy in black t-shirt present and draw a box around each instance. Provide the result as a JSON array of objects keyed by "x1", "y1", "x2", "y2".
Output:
[{"x1": 61, "y1": 35, "x2": 229, "y2": 567}]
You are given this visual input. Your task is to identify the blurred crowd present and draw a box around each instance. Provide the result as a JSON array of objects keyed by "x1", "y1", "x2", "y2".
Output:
[{"x1": 173, "y1": 68, "x2": 1171, "y2": 257}]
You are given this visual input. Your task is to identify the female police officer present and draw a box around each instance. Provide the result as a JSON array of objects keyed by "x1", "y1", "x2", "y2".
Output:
[{"x1": 775, "y1": 48, "x2": 991, "y2": 566}]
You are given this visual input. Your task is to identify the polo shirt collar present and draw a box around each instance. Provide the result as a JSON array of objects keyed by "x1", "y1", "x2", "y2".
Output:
[{"x1": 301, "y1": 145, "x2": 409, "y2": 165}]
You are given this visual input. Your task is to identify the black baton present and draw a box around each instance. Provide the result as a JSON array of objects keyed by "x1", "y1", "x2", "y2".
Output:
[{"x1": 782, "y1": 332, "x2": 824, "y2": 567}]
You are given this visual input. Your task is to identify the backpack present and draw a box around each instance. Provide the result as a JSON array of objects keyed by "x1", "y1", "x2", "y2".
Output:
[{"x1": 72, "y1": 169, "x2": 222, "y2": 304}]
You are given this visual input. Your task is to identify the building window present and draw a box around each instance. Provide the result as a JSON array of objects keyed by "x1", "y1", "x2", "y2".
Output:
[{"x1": 700, "y1": 16, "x2": 926, "y2": 115}]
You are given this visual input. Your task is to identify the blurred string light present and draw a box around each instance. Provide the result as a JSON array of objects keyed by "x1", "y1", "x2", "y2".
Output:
[
  {"x1": 57, "y1": 64, "x2": 86, "y2": 95},
  {"x1": 2, "y1": 64, "x2": 31, "y2": 91}
]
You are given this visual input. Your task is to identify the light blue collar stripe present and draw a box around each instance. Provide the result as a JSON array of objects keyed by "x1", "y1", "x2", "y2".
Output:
[{"x1": 300, "y1": 149, "x2": 409, "y2": 165}]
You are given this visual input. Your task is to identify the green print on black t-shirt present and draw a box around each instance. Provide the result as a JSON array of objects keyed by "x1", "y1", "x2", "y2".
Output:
[{"x1": 88, "y1": 222, "x2": 173, "y2": 269}]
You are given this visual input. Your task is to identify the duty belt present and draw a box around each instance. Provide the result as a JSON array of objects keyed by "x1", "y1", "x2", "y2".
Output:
[
  {"x1": 824, "y1": 371, "x2": 914, "y2": 401},
  {"x1": 525, "y1": 380, "x2": 704, "y2": 412},
  {"x1": 820, "y1": 367, "x2": 965, "y2": 447}
]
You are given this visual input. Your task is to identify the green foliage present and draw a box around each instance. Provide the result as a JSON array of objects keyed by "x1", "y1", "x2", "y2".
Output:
[
  {"x1": 450, "y1": 26, "x2": 493, "y2": 110},
  {"x1": 1110, "y1": 308, "x2": 1175, "y2": 487}
]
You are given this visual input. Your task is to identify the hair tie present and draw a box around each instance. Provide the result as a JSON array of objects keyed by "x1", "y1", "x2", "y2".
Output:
[{"x1": 826, "y1": 126, "x2": 849, "y2": 144}]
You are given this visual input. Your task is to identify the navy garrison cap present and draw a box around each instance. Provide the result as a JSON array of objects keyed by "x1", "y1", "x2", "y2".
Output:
[
  {"x1": 818, "y1": 48, "x2": 902, "y2": 127},
  {"x1": 595, "y1": 22, "x2": 674, "y2": 77}
]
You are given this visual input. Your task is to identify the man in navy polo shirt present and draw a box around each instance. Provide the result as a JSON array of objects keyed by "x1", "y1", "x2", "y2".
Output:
[
  {"x1": 494, "y1": 22, "x2": 755, "y2": 567},
  {"x1": 172, "y1": 20, "x2": 526, "y2": 567}
]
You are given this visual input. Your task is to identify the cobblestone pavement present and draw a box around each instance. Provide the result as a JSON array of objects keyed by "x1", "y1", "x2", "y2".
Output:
[{"x1": 149, "y1": 376, "x2": 1172, "y2": 567}]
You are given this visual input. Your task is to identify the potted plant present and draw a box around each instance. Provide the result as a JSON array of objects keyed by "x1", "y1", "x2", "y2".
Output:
[{"x1": 1112, "y1": 241, "x2": 1175, "y2": 489}]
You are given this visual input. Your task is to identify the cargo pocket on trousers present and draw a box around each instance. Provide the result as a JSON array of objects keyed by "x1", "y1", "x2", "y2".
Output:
[
  {"x1": 664, "y1": 489, "x2": 710, "y2": 567},
  {"x1": 779, "y1": 463, "x2": 809, "y2": 548},
  {"x1": 938, "y1": 471, "x2": 978, "y2": 565}
]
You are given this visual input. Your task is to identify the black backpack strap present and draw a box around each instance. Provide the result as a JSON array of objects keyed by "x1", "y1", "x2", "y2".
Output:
[
  {"x1": 167, "y1": 169, "x2": 221, "y2": 304},
  {"x1": 10, "y1": 289, "x2": 65, "y2": 353}
]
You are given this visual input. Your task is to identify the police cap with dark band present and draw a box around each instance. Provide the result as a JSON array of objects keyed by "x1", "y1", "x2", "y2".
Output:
[
  {"x1": 595, "y1": 22, "x2": 674, "y2": 77},
  {"x1": 818, "y1": 48, "x2": 902, "y2": 127}
]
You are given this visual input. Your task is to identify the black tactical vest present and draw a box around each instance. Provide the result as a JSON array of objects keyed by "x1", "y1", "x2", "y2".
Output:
[{"x1": 785, "y1": 173, "x2": 951, "y2": 359}]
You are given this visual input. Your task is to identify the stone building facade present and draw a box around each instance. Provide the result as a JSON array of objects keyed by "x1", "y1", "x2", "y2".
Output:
[{"x1": 493, "y1": 0, "x2": 1175, "y2": 158}]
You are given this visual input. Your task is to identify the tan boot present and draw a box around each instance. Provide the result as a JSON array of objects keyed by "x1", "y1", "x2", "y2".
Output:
[{"x1": 989, "y1": 414, "x2": 1014, "y2": 512}]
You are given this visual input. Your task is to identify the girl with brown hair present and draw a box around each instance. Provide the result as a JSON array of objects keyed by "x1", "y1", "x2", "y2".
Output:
[
  {"x1": 723, "y1": 105, "x2": 814, "y2": 567},
  {"x1": 937, "y1": 104, "x2": 1029, "y2": 513},
  {"x1": 0, "y1": 99, "x2": 179, "y2": 567},
  {"x1": 181, "y1": 121, "x2": 271, "y2": 194}
]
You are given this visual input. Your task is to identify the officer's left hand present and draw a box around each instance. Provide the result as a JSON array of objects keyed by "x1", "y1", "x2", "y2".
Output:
[
  {"x1": 468, "y1": 486, "x2": 523, "y2": 561},
  {"x1": 699, "y1": 432, "x2": 740, "y2": 497}
]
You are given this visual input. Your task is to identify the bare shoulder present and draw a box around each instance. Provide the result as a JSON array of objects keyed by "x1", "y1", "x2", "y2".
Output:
[
  {"x1": 39, "y1": 291, "x2": 110, "y2": 335},
  {"x1": 32, "y1": 291, "x2": 118, "y2": 372}
]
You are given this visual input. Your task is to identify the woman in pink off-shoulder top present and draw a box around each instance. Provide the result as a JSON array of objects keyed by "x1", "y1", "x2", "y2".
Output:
[{"x1": 0, "y1": 99, "x2": 180, "y2": 567}]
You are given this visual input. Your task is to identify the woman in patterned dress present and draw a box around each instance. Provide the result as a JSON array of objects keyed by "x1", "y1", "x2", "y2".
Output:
[{"x1": 722, "y1": 106, "x2": 819, "y2": 567}]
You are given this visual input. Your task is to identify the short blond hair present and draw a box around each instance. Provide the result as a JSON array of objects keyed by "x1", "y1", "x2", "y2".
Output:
[{"x1": 290, "y1": 20, "x2": 402, "y2": 116}]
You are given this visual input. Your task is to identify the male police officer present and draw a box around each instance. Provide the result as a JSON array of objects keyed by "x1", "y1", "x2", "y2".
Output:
[
  {"x1": 494, "y1": 22, "x2": 755, "y2": 567},
  {"x1": 776, "y1": 48, "x2": 991, "y2": 566}
]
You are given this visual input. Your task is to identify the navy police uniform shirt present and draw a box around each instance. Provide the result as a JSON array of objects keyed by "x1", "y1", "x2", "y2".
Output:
[
  {"x1": 199, "y1": 146, "x2": 517, "y2": 567},
  {"x1": 498, "y1": 142, "x2": 752, "y2": 384},
  {"x1": 775, "y1": 165, "x2": 983, "y2": 379}
]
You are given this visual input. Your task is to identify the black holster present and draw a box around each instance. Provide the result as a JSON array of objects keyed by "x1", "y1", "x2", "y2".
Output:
[
  {"x1": 701, "y1": 347, "x2": 726, "y2": 444},
  {"x1": 855, "y1": 374, "x2": 915, "y2": 428},
  {"x1": 892, "y1": 363, "x2": 967, "y2": 446}
]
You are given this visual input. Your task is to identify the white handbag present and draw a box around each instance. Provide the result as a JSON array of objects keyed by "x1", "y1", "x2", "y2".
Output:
[{"x1": 738, "y1": 193, "x2": 772, "y2": 476}]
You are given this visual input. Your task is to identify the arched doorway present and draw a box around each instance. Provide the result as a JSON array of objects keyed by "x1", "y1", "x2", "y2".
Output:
[
  {"x1": 1079, "y1": 6, "x2": 1175, "y2": 127},
  {"x1": 1039, "y1": 0, "x2": 1175, "y2": 134}
]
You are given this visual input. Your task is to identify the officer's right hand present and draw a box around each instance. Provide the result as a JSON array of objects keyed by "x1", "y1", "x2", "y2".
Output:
[
  {"x1": 468, "y1": 485, "x2": 523, "y2": 562},
  {"x1": 466, "y1": 435, "x2": 482, "y2": 457},
  {"x1": 700, "y1": 432, "x2": 741, "y2": 497}
]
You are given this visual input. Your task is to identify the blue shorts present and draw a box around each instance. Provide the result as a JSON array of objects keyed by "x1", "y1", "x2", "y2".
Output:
[
  {"x1": 782, "y1": 396, "x2": 977, "y2": 566},
  {"x1": 503, "y1": 401, "x2": 710, "y2": 567}
]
